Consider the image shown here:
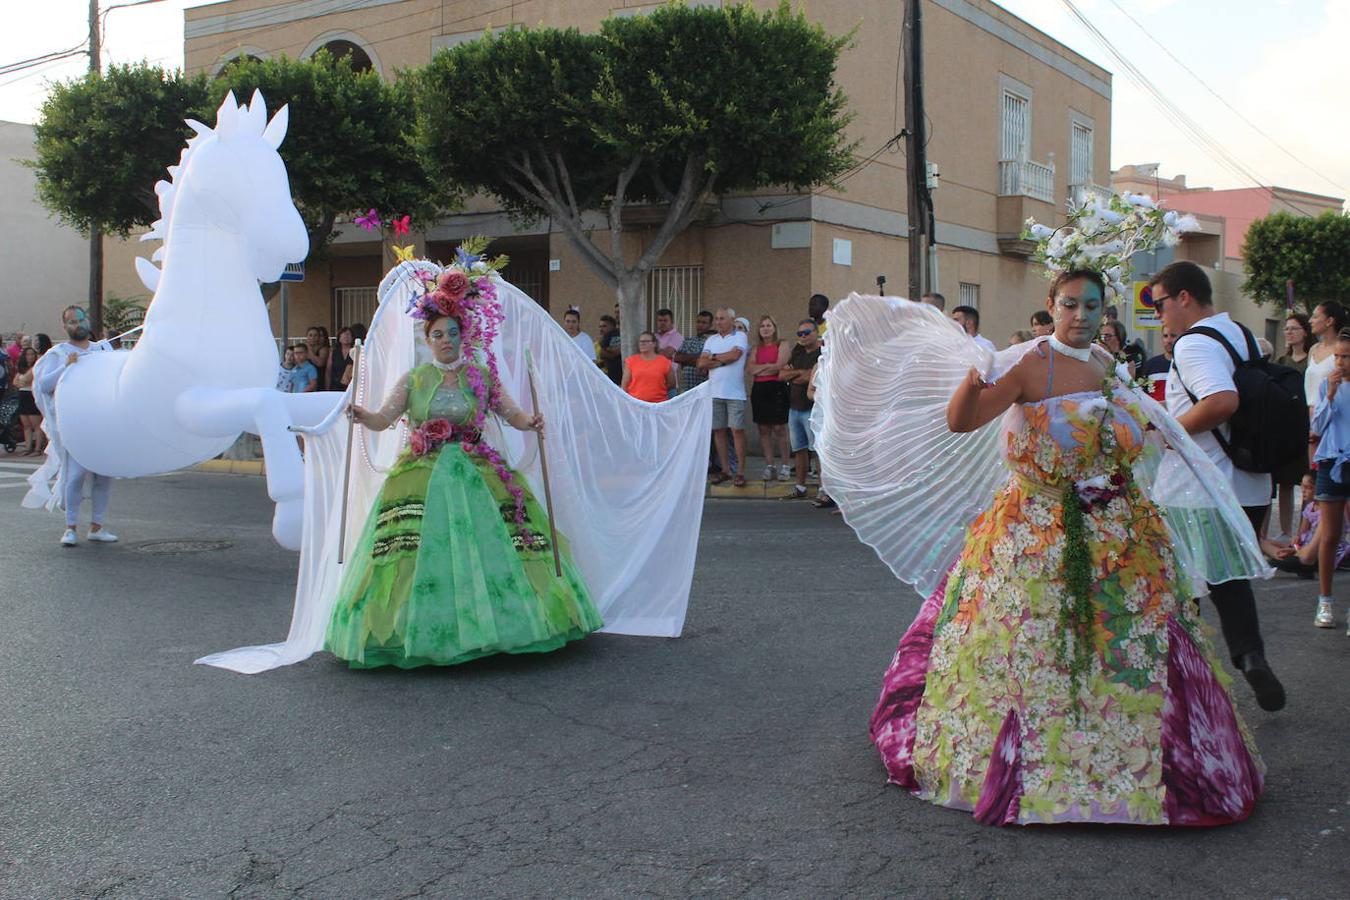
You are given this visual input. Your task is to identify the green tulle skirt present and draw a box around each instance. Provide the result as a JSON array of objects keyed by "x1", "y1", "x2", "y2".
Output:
[{"x1": 325, "y1": 442, "x2": 603, "y2": 668}]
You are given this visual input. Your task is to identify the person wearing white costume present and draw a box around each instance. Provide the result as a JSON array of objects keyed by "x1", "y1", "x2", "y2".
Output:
[
  {"x1": 197, "y1": 258, "x2": 714, "y2": 674},
  {"x1": 29, "y1": 305, "x2": 117, "y2": 546}
]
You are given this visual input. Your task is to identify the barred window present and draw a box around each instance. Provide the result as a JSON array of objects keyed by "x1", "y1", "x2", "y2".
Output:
[
  {"x1": 645, "y1": 265, "x2": 705, "y2": 336},
  {"x1": 959, "y1": 282, "x2": 980, "y2": 310}
]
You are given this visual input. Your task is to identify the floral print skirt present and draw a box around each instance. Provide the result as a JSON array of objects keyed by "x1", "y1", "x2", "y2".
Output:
[{"x1": 870, "y1": 477, "x2": 1264, "y2": 826}]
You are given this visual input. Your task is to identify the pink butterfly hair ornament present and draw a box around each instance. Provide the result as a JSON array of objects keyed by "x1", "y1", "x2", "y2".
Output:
[
  {"x1": 391, "y1": 214, "x2": 411, "y2": 236},
  {"x1": 354, "y1": 208, "x2": 381, "y2": 231}
]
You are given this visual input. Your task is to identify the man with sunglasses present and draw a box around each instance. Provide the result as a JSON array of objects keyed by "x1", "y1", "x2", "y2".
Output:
[
  {"x1": 779, "y1": 320, "x2": 823, "y2": 500},
  {"x1": 1154, "y1": 260, "x2": 1285, "y2": 712}
]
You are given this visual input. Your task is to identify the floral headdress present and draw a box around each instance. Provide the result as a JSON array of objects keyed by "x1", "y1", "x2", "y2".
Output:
[{"x1": 1022, "y1": 191, "x2": 1198, "y2": 301}]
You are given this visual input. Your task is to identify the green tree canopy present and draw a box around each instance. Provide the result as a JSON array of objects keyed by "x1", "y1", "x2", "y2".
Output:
[
  {"x1": 211, "y1": 51, "x2": 446, "y2": 256},
  {"x1": 415, "y1": 1, "x2": 855, "y2": 353},
  {"x1": 1243, "y1": 211, "x2": 1350, "y2": 312},
  {"x1": 31, "y1": 63, "x2": 210, "y2": 237}
]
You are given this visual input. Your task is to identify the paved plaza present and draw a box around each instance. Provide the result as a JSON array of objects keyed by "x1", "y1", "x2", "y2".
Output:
[{"x1": 1, "y1": 466, "x2": 1347, "y2": 898}]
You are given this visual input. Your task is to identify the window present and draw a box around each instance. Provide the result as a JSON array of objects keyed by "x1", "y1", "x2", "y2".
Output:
[
  {"x1": 333, "y1": 286, "x2": 378, "y2": 334},
  {"x1": 645, "y1": 266, "x2": 704, "y2": 336},
  {"x1": 959, "y1": 282, "x2": 980, "y2": 310},
  {"x1": 1070, "y1": 118, "x2": 1094, "y2": 186},
  {"x1": 999, "y1": 78, "x2": 1031, "y2": 161}
]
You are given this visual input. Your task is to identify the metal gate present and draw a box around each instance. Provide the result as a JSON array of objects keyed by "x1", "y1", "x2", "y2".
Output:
[
  {"x1": 645, "y1": 265, "x2": 704, "y2": 335},
  {"x1": 334, "y1": 286, "x2": 379, "y2": 333}
]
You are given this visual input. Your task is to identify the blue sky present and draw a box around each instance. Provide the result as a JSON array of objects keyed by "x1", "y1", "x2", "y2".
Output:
[{"x1": 2, "y1": 0, "x2": 1346, "y2": 203}]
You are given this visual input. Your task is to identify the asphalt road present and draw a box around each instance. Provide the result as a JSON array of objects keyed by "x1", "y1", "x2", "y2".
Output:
[{"x1": 1, "y1": 468, "x2": 1347, "y2": 898}]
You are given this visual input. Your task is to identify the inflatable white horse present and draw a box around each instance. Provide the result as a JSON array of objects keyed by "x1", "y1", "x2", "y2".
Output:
[{"x1": 40, "y1": 91, "x2": 338, "y2": 549}]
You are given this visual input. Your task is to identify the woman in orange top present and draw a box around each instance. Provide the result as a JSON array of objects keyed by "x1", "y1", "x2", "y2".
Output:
[{"x1": 622, "y1": 331, "x2": 676, "y2": 403}]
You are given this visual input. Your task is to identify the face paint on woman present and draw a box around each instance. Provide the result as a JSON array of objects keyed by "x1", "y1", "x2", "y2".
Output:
[
  {"x1": 427, "y1": 318, "x2": 462, "y2": 362},
  {"x1": 1051, "y1": 280, "x2": 1105, "y2": 346}
]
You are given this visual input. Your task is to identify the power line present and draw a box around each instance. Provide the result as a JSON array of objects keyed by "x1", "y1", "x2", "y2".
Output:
[
  {"x1": 1058, "y1": 0, "x2": 1330, "y2": 219},
  {"x1": 1102, "y1": 0, "x2": 1347, "y2": 197},
  {"x1": 0, "y1": 42, "x2": 90, "y2": 76}
]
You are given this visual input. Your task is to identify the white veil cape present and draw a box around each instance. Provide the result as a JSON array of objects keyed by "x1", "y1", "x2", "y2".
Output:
[
  {"x1": 811, "y1": 293, "x2": 1271, "y2": 599},
  {"x1": 198, "y1": 261, "x2": 712, "y2": 674}
]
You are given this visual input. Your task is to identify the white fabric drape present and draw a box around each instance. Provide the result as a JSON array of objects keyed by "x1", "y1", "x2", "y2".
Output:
[
  {"x1": 812, "y1": 292, "x2": 1270, "y2": 600},
  {"x1": 198, "y1": 261, "x2": 712, "y2": 673}
]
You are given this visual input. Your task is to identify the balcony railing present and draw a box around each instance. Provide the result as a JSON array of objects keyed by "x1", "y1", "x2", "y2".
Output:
[
  {"x1": 1069, "y1": 181, "x2": 1113, "y2": 206},
  {"x1": 998, "y1": 158, "x2": 1055, "y2": 203}
]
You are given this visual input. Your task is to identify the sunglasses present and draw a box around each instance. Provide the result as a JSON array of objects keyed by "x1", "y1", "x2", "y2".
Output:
[{"x1": 796, "y1": 329, "x2": 815, "y2": 337}]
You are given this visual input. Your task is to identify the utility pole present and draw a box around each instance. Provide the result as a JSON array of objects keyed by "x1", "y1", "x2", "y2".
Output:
[
  {"x1": 87, "y1": 0, "x2": 104, "y2": 336},
  {"x1": 903, "y1": 0, "x2": 934, "y2": 301}
]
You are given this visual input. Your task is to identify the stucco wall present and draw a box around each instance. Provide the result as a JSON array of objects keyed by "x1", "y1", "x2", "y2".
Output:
[{"x1": 0, "y1": 121, "x2": 90, "y2": 338}]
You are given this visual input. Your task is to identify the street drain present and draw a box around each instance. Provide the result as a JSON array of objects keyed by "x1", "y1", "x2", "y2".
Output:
[{"x1": 135, "y1": 540, "x2": 233, "y2": 554}]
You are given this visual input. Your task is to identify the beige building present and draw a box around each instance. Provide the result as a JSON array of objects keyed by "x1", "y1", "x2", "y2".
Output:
[
  {"x1": 1, "y1": 121, "x2": 91, "y2": 341},
  {"x1": 101, "y1": 0, "x2": 1114, "y2": 351}
]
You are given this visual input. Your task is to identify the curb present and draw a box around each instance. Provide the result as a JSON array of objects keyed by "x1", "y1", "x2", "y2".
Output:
[
  {"x1": 193, "y1": 459, "x2": 265, "y2": 475},
  {"x1": 706, "y1": 479, "x2": 822, "y2": 500}
]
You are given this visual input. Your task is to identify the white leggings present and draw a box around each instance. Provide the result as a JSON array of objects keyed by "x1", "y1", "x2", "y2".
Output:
[{"x1": 62, "y1": 455, "x2": 112, "y2": 528}]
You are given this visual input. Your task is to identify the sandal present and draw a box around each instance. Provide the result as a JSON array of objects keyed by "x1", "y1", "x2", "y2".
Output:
[
  {"x1": 812, "y1": 495, "x2": 837, "y2": 509},
  {"x1": 708, "y1": 472, "x2": 729, "y2": 485},
  {"x1": 733, "y1": 474, "x2": 747, "y2": 487}
]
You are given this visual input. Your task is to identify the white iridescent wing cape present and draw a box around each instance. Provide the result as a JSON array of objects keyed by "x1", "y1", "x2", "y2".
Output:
[
  {"x1": 811, "y1": 293, "x2": 1270, "y2": 600},
  {"x1": 198, "y1": 261, "x2": 713, "y2": 674}
]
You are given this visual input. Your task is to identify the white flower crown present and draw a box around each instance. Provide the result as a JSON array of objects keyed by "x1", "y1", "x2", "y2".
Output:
[{"x1": 1022, "y1": 190, "x2": 1198, "y2": 300}]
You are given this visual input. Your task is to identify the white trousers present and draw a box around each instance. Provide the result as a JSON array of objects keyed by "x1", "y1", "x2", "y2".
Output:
[{"x1": 62, "y1": 454, "x2": 112, "y2": 528}]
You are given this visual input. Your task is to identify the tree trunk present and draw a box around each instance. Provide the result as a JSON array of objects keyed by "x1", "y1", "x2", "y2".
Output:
[
  {"x1": 616, "y1": 271, "x2": 646, "y2": 358},
  {"x1": 89, "y1": 226, "x2": 103, "y2": 336}
]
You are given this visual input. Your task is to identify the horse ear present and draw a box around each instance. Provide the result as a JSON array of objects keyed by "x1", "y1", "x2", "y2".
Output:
[
  {"x1": 242, "y1": 89, "x2": 267, "y2": 135},
  {"x1": 263, "y1": 104, "x2": 289, "y2": 150},
  {"x1": 215, "y1": 91, "x2": 239, "y2": 139}
]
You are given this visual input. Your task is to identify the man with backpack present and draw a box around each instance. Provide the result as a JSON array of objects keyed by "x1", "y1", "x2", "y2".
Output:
[{"x1": 1155, "y1": 260, "x2": 1292, "y2": 712}]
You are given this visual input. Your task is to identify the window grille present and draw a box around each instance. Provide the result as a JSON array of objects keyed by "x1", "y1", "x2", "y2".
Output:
[
  {"x1": 502, "y1": 260, "x2": 545, "y2": 307},
  {"x1": 959, "y1": 282, "x2": 980, "y2": 310},
  {"x1": 645, "y1": 265, "x2": 705, "y2": 336},
  {"x1": 1070, "y1": 120, "x2": 1094, "y2": 186},
  {"x1": 1001, "y1": 90, "x2": 1029, "y2": 161},
  {"x1": 333, "y1": 286, "x2": 378, "y2": 334}
]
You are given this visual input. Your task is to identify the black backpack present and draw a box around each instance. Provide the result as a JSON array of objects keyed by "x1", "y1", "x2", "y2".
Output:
[{"x1": 1174, "y1": 322, "x2": 1308, "y2": 474}]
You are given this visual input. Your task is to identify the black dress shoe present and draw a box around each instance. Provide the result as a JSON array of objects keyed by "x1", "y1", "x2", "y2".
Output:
[
  {"x1": 1270, "y1": 555, "x2": 1316, "y2": 579},
  {"x1": 1238, "y1": 651, "x2": 1286, "y2": 712}
]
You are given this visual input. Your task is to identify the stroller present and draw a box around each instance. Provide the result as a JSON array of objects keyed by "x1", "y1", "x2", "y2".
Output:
[{"x1": 0, "y1": 388, "x2": 20, "y2": 454}]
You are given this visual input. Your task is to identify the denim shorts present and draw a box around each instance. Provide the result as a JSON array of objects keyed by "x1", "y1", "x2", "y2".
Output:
[
  {"x1": 788, "y1": 407, "x2": 814, "y2": 453},
  {"x1": 1314, "y1": 463, "x2": 1350, "y2": 502}
]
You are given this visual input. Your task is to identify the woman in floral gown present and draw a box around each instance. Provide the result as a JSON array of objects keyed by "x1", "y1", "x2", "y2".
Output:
[
  {"x1": 869, "y1": 269, "x2": 1264, "y2": 826},
  {"x1": 325, "y1": 263, "x2": 602, "y2": 668}
]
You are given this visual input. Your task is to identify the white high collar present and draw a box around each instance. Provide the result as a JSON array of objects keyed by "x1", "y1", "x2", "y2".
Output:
[
  {"x1": 1048, "y1": 335, "x2": 1093, "y2": 362},
  {"x1": 431, "y1": 356, "x2": 465, "y2": 371}
]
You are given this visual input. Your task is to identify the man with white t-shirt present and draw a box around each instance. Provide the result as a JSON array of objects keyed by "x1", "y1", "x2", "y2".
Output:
[
  {"x1": 1155, "y1": 260, "x2": 1285, "y2": 712},
  {"x1": 698, "y1": 307, "x2": 750, "y2": 487},
  {"x1": 951, "y1": 305, "x2": 997, "y2": 354}
]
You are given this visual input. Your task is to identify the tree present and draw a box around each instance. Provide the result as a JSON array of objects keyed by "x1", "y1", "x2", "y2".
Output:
[
  {"x1": 211, "y1": 52, "x2": 446, "y2": 258},
  {"x1": 31, "y1": 63, "x2": 211, "y2": 330},
  {"x1": 1243, "y1": 211, "x2": 1350, "y2": 312},
  {"x1": 415, "y1": 2, "x2": 855, "y2": 354}
]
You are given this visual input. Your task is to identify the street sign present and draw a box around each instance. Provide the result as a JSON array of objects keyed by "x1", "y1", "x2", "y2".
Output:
[
  {"x1": 1132, "y1": 280, "x2": 1160, "y2": 330},
  {"x1": 280, "y1": 262, "x2": 305, "y2": 283}
]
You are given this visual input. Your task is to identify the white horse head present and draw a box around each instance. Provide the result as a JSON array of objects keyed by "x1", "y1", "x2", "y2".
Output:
[
  {"x1": 139, "y1": 90, "x2": 308, "y2": 291},
  {"x1": 179, "y1": 90, "x2": 308, "y2": 282}
]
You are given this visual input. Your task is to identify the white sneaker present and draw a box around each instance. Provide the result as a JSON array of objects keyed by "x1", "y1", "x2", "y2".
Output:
[
  {"x1": 1315, "y1": 599, "x2": 1335, "y2": 628},
  {"x1": 60, "y1": 528, "x2": 78, "y2": 547},
  {"x1": 87, "y1": 529, "x2": 119, "y2": 543},
  {"x1": 762, "y1": 465, "x2": 775, "y2": 481},
  {"x1": 778, "y1": 464, "x2": 793, "y2": 480}
]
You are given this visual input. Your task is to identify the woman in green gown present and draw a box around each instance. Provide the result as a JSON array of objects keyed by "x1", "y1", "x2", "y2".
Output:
[{"x1": 325, "y1": 268, "x2": 603, "y2": 668}]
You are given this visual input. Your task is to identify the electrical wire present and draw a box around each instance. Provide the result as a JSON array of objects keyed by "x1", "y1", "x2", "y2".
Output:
[
  {"x1": 0, "y1": 42, "x2": 90, "y2": 76},
  {"x1": 1103, "y1": 0, "x2": 1347, "y2": 196},
  {"x1": 1058, "y1": 0, "x2": 1331, "y2": 219}
]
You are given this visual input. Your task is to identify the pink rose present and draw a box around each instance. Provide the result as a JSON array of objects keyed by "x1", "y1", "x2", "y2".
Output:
[
  {"x1": 423, "y1": 419, "x2": 452, "y2": 443},
  {"x1": 438, "y1": 270, "x2": 471, "y2": 301},
  {"x1": 409, "y1": 430, "x2": 428, "y2": 455}
]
